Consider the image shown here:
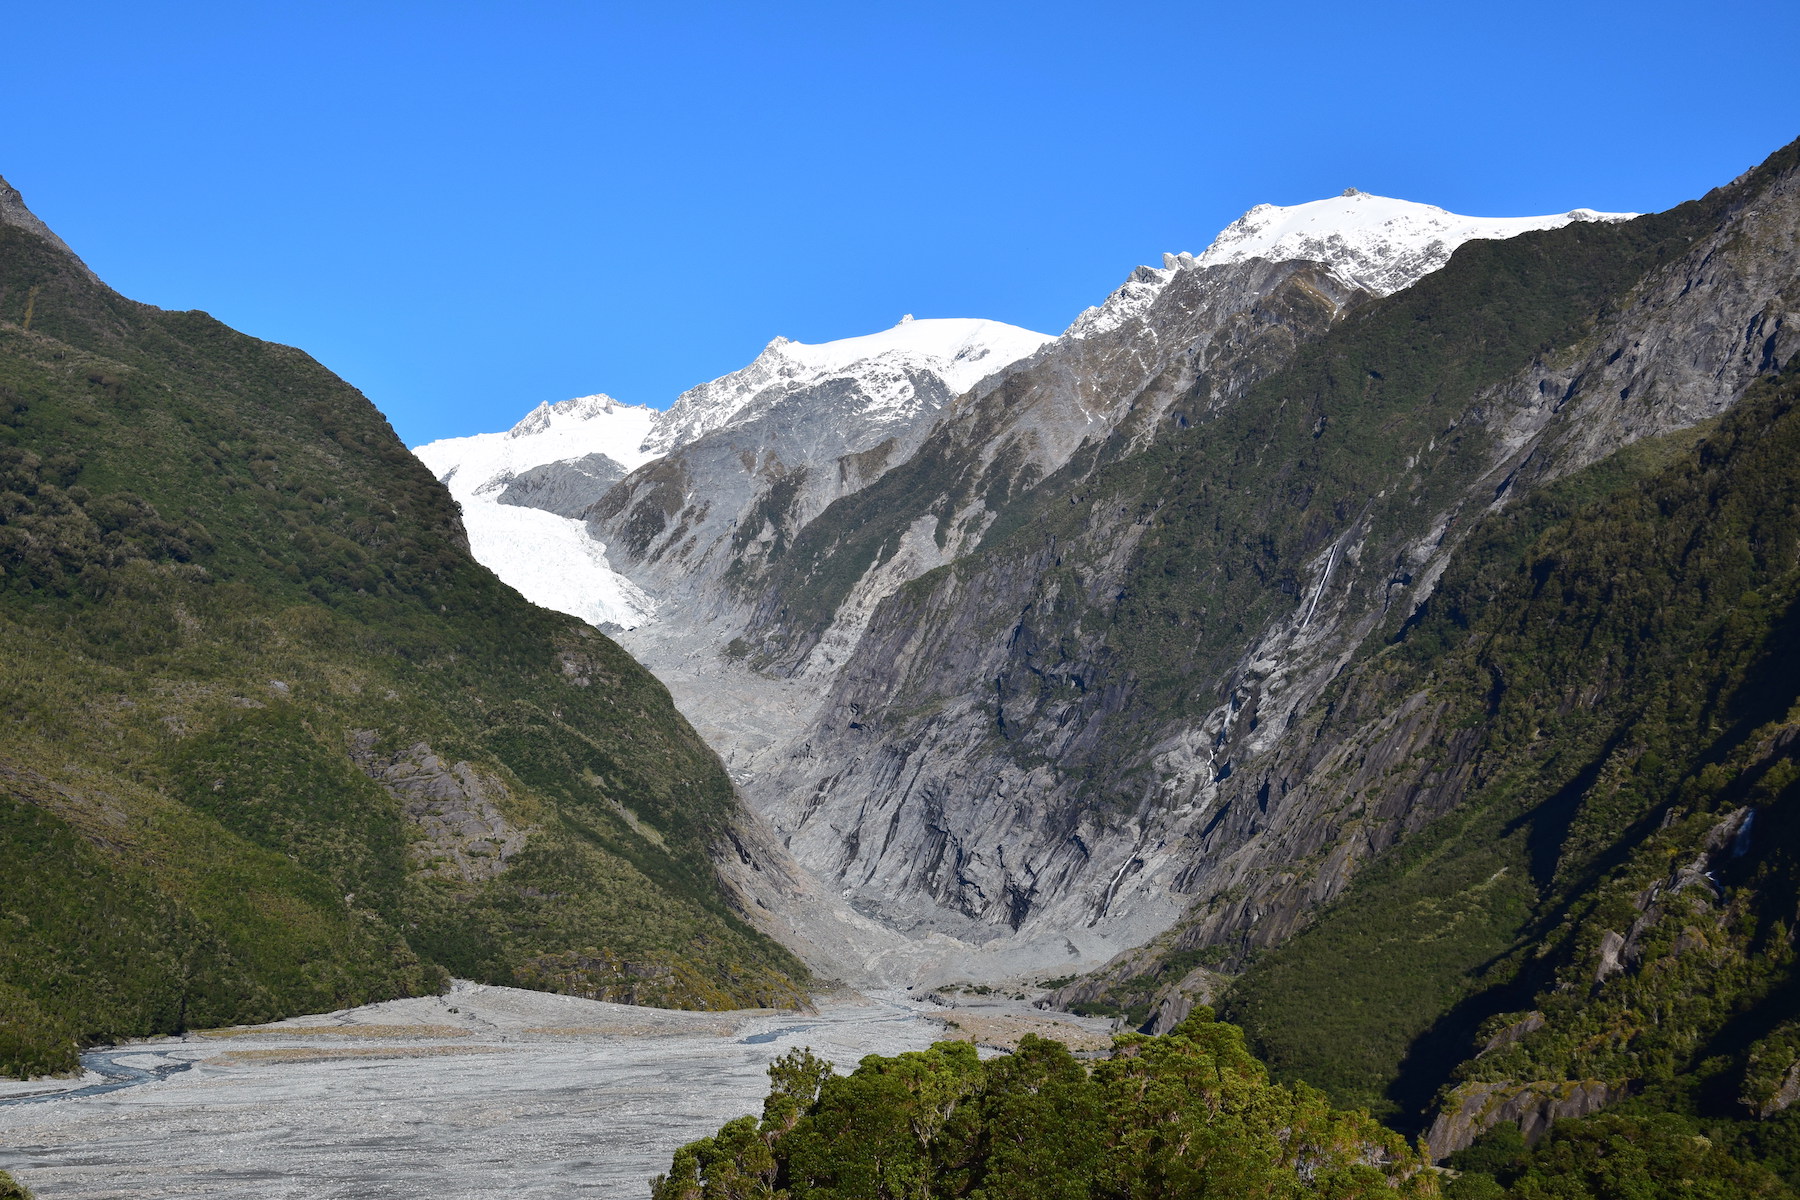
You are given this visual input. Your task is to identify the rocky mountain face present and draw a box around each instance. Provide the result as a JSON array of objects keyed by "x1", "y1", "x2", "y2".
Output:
[
  {"x1": 496, "y1": 451, "x2": 631, "y2": 519},
  {"x1": 438, "y1": 184, "x2": 1695, "y2": 989},
  {"x1": 1048, "y1": 144, "x2": 1797, "y2": 1002},
  {"x1": 1217, "y1": 356, "x2": 1800, "y2": 1158},
  {"x1": 413, "y1": 141, "x2": 1800, "y2": 1170},
  {"x1": 715, "y1": 158, "x2": 1791, "y2": 991},
  {"x1": 1040, "y1": 154, "x2": 1792, "y2": 955},
  {"x1": 721, "y1": 255, "x2": 1373, "y2": 961},
  {"x1": 658, "y1": 213, "x2": 1719, "y2": 975},
  {"x1": 641, "y1": 316, "x2": 1053, "y2": 456},
  {"x1": 588, "y1": 317, "x2": 1054, "y2": 631}
]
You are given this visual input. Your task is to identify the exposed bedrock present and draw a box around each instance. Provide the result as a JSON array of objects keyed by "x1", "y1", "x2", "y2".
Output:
[
  {"x1": 735, "y1": 154, "x2": 1799, "y2": 982},
  {"x1": 575, "y1": 154, "x2": 1800, "y2": 990}
]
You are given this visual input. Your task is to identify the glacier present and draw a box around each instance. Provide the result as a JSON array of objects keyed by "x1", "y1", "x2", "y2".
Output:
[
  {"x1": 412, "y1": 395, "x2": 660, "y2": 629},
  {"x1": 412, "y1": 319, "x2": 1054, "y2": 631}
]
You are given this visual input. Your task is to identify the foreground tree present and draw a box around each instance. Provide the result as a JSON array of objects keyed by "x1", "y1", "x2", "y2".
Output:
[{"x1": 651, "y1": 1010, "x2": 1436, "y2": 1199}]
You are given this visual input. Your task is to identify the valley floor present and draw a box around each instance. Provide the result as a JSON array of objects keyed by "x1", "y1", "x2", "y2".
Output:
[{"x1": 0, "y1": 981, "x2": 1108, "y2": 1199}]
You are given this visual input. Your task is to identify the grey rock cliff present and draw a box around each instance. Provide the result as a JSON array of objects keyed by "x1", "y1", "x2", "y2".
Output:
[
  {"x1": 1426, "y1": 1079, "x2": 1626, "y2": 1160},
  {"x1": 348, "y1": 732, "x2": 530, "y2": 885},
  {"x1": 496, "y1": 451, "x2": 629, "y2": 518},
  {"x1": 594, "y1": 257, "x2": 1374, "y2": 974},
  {"x1": 700, "y1": 149, "x2": 1798, "y2": 984}
]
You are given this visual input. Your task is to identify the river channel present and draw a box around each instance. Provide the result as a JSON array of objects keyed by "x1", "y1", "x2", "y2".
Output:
[{"x1": 0, "y1": 981, "x2": 1087, "y2": 1198}]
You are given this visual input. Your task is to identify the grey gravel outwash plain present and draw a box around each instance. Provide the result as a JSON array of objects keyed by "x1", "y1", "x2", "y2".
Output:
[{"x1": 0, "y1": 981, "x2": 1038, "y2": 1198}]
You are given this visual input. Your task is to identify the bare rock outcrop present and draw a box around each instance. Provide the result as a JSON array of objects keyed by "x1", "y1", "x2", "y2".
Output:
[
  {"x1": 1426, "y1": 1079, "x2": 1627, "y2": 1161},
  {"x1": 348, "y1": 732, "x2": 529, "y2": 884}
]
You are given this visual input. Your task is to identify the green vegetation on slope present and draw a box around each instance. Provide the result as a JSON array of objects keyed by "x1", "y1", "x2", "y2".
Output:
[
  {"x1": 653, "y1": 1010, "x2": 1435, "y2": 1200},
  {"x1": 1223, "y1": 359, "x2": 1800, "y2": 1152},
  {"x1": 0, "y1": 207, "x2": 805, "y2": 1077},
  {"x1": 1443, "y1": 1115, "x2": 1796, "y2": 1200}
]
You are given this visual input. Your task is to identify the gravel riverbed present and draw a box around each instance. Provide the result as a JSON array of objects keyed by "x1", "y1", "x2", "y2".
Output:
[{"x1": 0, "y1": 981, "x2": 1097, "y2": 1198}]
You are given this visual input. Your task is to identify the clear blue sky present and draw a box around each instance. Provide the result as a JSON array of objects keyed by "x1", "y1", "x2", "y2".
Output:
[{"x1": 4, "y1": 2, "x2": 1794, "y2": 445}]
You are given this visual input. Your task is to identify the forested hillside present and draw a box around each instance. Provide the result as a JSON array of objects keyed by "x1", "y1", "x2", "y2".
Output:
[
  {"x1": 657, "y1": 1010, "x2": 1800, "y2": 1198},
  {"x1": 1225, "y1": 360, "x2": 1800, "y2": 1167},
  {"x1": 0, "y1": 182, "x2": 807, "y2": 1077}
]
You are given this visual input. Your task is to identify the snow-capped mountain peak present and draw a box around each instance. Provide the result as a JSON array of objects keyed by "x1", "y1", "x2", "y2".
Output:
[
  {"x1": 507, "y1": 392, "x2": 633, "y2": 439},
  {"x1": 1064, "y1": 192, "x2": 1637, "y2": 339},
  {"x1": 642, "y1": 316, "x2": 1054, "y2": 454},
  {"x1": 768, "y1": 315, "x2": 1053, "y2": 392},
  {"x1": 1195, "y1": 190, "x2": 1637, "y2": 295},
  {"x1": 417, "y1": 394, "x2": 657, "y2": 495}
]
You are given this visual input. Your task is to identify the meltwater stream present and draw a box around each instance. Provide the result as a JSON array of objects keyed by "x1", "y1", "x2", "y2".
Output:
[
  {"x1": 0, "y1": 983, "x2": 980, "y2": 1199},
  {"x1": 0, "y1": 1049, "x2": 196, "y2": 1109}
]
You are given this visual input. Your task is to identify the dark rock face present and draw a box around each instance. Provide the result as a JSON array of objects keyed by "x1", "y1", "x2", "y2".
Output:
[{"x1": 496, "y1": 451, "x2": 630, "y2": 518}]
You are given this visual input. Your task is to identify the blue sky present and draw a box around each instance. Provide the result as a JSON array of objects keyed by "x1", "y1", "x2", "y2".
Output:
[{"x1": 4, "y1": 2, "x2": 1794, "y2": 445}]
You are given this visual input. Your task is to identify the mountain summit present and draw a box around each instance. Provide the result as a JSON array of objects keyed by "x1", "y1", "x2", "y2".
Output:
[
  {"x1": 413, "y1": 315, "x2": 1054, "y2": 631},
  {"x1": 642, "y1": 316, "x2": 1054, "y2": 454},
  {"x1": 1065, "y1": 192, "x2": 1637, "y2": 339},
  {"x1": 1196, "y1": 189, "x2": 1637, "y2": 294}
]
